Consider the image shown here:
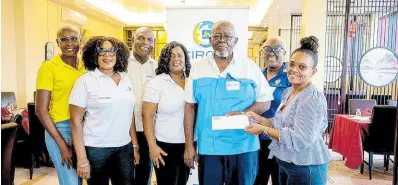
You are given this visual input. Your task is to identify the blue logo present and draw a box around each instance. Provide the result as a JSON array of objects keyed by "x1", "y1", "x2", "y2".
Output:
[{"x1": 193, "y1": 21, "x2": 214, "y2": 48}]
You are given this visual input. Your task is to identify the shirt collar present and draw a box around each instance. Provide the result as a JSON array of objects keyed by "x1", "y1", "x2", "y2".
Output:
[
  {"x1": 159, "y1": 73, "x2": 187, "y2": 84},
  {"x1": 91, "y1": 68, "x2": 123, "y2": 80},
  {"x1": 129, "y1": 51, "x2": 155, "y2": 65},
  {"x1": 263, "y1": 62, "x2": 288, "y2": 76},
  {"x1": 53, "y1": 54, "x2": 84, "y2": 70},
  {"x1": 208, "y1": 53, "x2": 238, "y2": 71}
]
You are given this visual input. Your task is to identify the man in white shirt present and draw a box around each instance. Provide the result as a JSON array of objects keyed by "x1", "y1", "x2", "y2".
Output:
[
  {"x1": 184, "y1": 21, "x2": 273, "y2": 185},
  {"x1": 127, "y1": 27, "x2": 158, "y2": 185}
]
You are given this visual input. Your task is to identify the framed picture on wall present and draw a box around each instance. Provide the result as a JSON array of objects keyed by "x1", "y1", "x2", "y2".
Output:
[
  {"x1": 358, "y1": 47, "x2": 398, "y2": 87},
  {"x1": 45, "y1": 42, "x2": 54, "y2": 60}
]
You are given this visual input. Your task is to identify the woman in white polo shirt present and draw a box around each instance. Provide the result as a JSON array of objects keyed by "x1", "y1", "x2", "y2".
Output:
[
  {"x1": 69, "y1": 36, "x2": 139, "y2": 185},
  {"x1": 142, "y1": 41, "x2": 191, "y2": 185}
]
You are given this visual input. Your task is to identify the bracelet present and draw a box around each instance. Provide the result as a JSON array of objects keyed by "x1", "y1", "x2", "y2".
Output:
[
  {"x1": 133, "y1": 144, "x2": 139, "y2": 150},
  {"x1": 78, "y1": 161, "x2": 89, "y2": 168}
]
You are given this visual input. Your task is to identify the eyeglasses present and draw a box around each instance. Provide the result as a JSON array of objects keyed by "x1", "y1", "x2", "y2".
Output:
[
  {"x1": 56, "y1": 36, "x2": 80, "y2": 43},
  {"x1": 211, "y1": 34, "x2": 235, "y2": 41},
  {"x1": 263, "y1": 46, "x2": 285, "y2": 56},
  {"x1": 97, "y1": 47, "x2": 117, "y2": 56},
  {"x1": 288, "y1": 61, "x2": 314, "y2": 71}
]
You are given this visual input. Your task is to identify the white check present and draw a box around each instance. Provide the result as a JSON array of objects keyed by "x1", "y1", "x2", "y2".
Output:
[{"x1": 212, "y1": 115, "x2": 250, "y2": 130}]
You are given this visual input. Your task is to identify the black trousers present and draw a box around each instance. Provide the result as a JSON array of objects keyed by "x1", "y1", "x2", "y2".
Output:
[
  {"x1": 154, "y1": 141, "x2": 190, "y2": 185},
  {"x1": 133, "y1": 132, "x2": 152, "y2": 185},
  {"x1": 85, "y1": 143, "x2": 135, "y2": 185},
  {"x1": 254, "y1": 139, "x2": 280, "y2": 185}
]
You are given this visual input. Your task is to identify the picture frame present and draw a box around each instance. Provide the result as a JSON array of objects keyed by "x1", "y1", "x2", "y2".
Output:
[
  {"x1": 45, "y1": 42, "x2": 54, "y2": 60},
  {"x1": 358, "y1": 47, "x2": 398, "y2": 87}
]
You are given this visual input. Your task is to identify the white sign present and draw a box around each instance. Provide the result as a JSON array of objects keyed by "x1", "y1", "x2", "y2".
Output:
[
  {"x1": 167, "y1": 7, "x2": 249, "y2": 61},
  {"x1": 358, "y1": 47, "x2": 398, "y2": 87}
]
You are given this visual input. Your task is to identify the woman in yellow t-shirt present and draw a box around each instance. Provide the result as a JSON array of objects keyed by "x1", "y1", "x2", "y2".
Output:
[{"x1": 36, "y1": 25, "x2": 86, "y2": 185}]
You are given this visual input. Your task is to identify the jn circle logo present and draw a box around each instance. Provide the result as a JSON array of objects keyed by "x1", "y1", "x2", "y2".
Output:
[{"x1": 193, "y1": 21, "x2": 214, "y2": 48}]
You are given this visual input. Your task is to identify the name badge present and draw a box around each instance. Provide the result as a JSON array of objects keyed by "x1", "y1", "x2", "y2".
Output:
[
  {"x1": 98, "y1": 96, "x2": 112, "y2": 103},
  {"x1": 144, "y1": 74, "x2": 155, "y2": 79},
  {"x1": 226, "y1": 81, "x2": 240, "y2": 91}
]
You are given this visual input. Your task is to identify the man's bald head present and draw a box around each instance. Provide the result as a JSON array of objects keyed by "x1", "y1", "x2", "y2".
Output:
[
  {"x1": 134, "y1": 27, "x2": 154, "y2": 37},
  {"x1": 263, "y1": 36, "x2": 286, "y2": 49},
  {"x1": 132, "y1": 27, "x2": 155, "y2": 60},
  {"x1": 263, "y1": 36, "x2": 287, "y2": 71}
]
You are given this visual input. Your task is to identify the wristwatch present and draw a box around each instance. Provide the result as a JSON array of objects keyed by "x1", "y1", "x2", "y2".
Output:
[{"x1": 263, "y1": 127, "x2": 271, "y2": 136}]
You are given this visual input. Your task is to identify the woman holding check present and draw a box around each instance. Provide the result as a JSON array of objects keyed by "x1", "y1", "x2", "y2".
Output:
[{"x1": 245, "y1": 36, "x2": 330, "y2": 185}]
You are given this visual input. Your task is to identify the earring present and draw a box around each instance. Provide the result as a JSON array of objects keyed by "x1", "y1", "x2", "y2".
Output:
[{"x1": 183, "y1": 67, "x2": 186, "y2": 78}]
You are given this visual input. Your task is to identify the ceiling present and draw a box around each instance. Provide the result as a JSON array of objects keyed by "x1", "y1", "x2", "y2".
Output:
[
  {"x1": 54, "y1": 0, "x2": 303, "y2": 43},
  {"x1": 262, "y1": 0, "x2": 302, "y2": 28}
]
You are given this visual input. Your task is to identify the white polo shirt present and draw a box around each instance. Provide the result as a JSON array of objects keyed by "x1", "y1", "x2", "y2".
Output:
[
  {"x1": 69, "y1": 68, "x2": 135, "y2": 147},
  {"x1": 143, "y1": 73, "x2": 186, "y2": 143},
  {"x1": 127, "y1": 52, "x2": 158, "y2": 132}
]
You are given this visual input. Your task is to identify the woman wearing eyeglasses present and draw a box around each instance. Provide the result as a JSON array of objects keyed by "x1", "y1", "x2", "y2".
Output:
[
  {"x1": 255, "y1": 37, "x2": 292, "y2": 185},
  {"x1": 245, "y1": 36, "x2": 331, "y2": 185},
  {"x1": 69, "y1": 36, "x2": 139, "y2": 185},
  {"x1": 36, "y1": 25, "x2": 85, "y2": 185}
]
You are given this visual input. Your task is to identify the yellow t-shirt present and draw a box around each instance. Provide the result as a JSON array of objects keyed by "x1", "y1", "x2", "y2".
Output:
[{"x1": 36, "y1": 55, "x2": 86, "y2": 123}]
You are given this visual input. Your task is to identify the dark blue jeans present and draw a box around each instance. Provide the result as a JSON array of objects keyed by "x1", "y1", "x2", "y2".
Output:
[
  {"x1": 85, "y1": 143, "x2": 135, "y2": 185},
  {"x1": 198, "y1": 151, "x2": 258, "y2": 185},
  {"x1": 277, "y1": 159, "x2": 328, "y2": 185}
]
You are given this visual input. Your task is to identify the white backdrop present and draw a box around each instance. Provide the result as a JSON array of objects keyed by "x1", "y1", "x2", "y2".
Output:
[
  {"x1": 167, "y1": 7, "x2": 249, "y2": 62},
  {"x1": 164, "y1": 7, "x2": 249, "y2": 185}
]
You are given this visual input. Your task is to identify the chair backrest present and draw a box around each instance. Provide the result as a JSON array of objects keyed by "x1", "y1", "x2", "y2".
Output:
[
  {"x1": 371, "y1": 94, "x2": 392, "y2": 105},
  {"x1": 28, "y1": 103, "x2": 46, "y2": 154},
  {"x1": 344, "y1": 91, "x2": 367, "y2": 114},
  {"x1": 1, "y1": 123, "x2": 18, "y2": 185},
  {"x1": 367, "y1": 105, "x2": 397, "y2": 153},
  {"x1": 324, "y1": 90, "x2": 340, "y2": 124},
  {"x1": 388, "y1": 100, "x2": 397, "y2": 106},
  {"x1": 348, "y1": 99, "x2": 377, "y2": 115}
]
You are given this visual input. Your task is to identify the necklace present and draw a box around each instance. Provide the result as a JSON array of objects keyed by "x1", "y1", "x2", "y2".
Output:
[{"x1": 111, "y1": 72, "x2": 118, "y2": 78}]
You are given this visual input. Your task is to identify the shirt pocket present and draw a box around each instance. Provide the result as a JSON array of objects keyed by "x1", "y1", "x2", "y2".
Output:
[
  {"x1": 193, "y1": 79, "x2": 214, "y2": 102},
  {"x1": 87, "y1": 92, "x2": 99, "y2": 109}
]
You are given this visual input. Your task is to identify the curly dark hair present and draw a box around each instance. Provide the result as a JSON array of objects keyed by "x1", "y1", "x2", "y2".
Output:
[
  {"x1": 156, "y1": 41, "x2": 191, "y2": 77},
  {"x1": 82, "y1": 36, "x2": 130, "y2": 72}
]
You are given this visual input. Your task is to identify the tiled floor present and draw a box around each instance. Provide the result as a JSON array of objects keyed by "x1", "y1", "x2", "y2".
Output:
[{"x1": 14, "y1": 150, "x2": 393, "y2": 185}]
